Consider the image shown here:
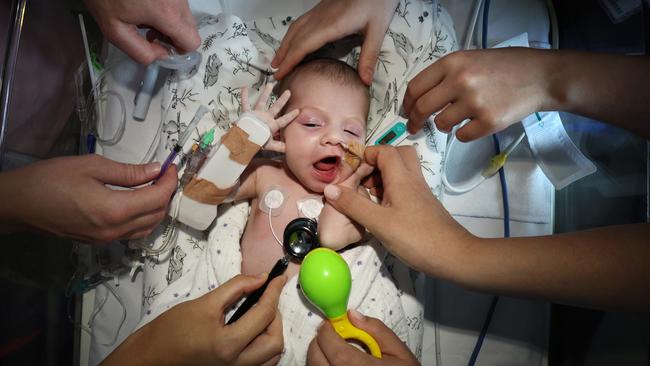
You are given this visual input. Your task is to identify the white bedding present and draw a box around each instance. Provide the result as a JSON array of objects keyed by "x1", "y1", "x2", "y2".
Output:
[{"x1": 83, "y1": 1, "x2": 553, "y2": 365}]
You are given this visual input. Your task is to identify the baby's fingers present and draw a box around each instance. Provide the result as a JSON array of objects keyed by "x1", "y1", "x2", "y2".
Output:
[
  {"x1": 275, "y1": 109, "x2": 300, "y2": 129},
  {"x1": 254, "y1": 83, "x2": 274, "y2": 111},
  {"x1": 240, "y1": 87, "x2": 251, "y2": 113},
  {"x1": 268, "y1": 90, "x2": 292, "y2": 116},
  {"x1": 264, "y1": 140, "x2": 286, "y2": 153}
]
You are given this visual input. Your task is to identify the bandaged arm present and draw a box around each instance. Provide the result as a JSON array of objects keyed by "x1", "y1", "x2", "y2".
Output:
[{"x1": 170, "y1": 113, "x2": 270, "y2": 230}]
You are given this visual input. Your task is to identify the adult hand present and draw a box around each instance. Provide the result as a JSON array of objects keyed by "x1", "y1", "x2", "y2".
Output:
[
  {"x1": 403, "y1": 47, "x2": 552, "y2": 141},
  {"x1": 272, "y1": 0, "x2": 400, "y2": 85},
  {"x1": 307, "y1": 309, "x2": 419, "y2": 366},
  {"x1": 83, "y1": 0, "x2": 201, "y2": 64},
  {"x1": 102, "y1": 274, "x2": 287, "y2": 366},
  {"x1": 323, "y1": 145, "x2": 471, "y2": 274},
  {"x1": 0, "y1": 154, "x2": 177, "y2": 242}
]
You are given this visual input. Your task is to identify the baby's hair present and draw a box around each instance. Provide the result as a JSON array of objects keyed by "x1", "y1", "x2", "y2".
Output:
[{"x1": 273, "y1": 58, "x2": 369, "y2": 111}]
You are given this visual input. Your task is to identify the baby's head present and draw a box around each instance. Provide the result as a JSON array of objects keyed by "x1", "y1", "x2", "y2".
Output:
[{"x1": 274, "y1": 58, "x2": 369, "y2": 193}]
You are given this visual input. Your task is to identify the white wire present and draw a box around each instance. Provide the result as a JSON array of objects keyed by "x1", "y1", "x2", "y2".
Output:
[
  {"x1": 464, "y1": 0, "x2": 485, "y2": 50},
  {"x1": 85, "y1": 67, "x2": 127, "y2": 147},
  {"x1": 268, "y1": 207, "x2": 283, "y2": 247},
  {"x1": 140, "y1": 88, "x2": 175, "y2": 164},
  {"x1": 134, "y1": 192, "x2": 181, "y2": 256},
  {"x1": 99, "y1": 283, "x2": 127, "y2": 347}
]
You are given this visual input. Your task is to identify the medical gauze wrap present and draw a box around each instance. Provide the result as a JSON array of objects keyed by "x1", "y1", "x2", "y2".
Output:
[
  {"x1": 171, "y1": 113, "x2": 271, "y2": 230},
  {"x1": 521, "y1": 111, "x2": 596, "y2": 190},
  {"x1": 344, "y1": 141, "x2": 365, "y2": 170}
]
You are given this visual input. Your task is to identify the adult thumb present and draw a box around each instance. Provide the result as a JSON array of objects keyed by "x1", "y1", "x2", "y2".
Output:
[
  {"x1": 94, "y1": 157, "x2": 162, "y2": 187},
  {"x1": 323, "y1": 184, "x2": 385, "y2": 232},
  {"x1": 358, "y1": 25, "x2": 384, "y2": 85}
]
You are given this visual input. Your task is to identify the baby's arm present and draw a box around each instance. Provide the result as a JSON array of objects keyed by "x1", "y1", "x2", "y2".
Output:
[
  {"x1": 318, "y1": 164, "x2": 374, "y2": 250},
  {"x1": 184, "y1": 84, "x2": 298, "y2": 205}
]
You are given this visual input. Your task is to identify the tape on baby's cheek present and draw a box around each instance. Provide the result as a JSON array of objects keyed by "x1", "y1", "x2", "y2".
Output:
[
  {"x1": 343, "y1": 141, "x2": 365, "y2": 170},
  {"x1": 183, "y1": 178, "x2": 234, "y2": 205},
  {"x1": 221, "y1": 125, "x2": 261, "y2": 165}
]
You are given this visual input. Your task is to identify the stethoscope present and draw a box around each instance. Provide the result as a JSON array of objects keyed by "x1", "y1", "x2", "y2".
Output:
[{"x1": 226, "y1": 217, "x2": 319, "y2": 324}]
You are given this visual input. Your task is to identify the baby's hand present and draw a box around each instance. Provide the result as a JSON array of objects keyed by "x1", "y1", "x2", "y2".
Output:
[{"x1": 240, "y1": 83, "x2": 299, "y2": 153}]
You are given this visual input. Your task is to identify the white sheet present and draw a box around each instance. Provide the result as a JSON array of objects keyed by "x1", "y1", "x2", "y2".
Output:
[{"x1": 84, "y1": 1, "x2": 554, "y2": 365}]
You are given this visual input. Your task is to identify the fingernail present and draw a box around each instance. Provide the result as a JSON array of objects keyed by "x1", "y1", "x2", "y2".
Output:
[
  {"x1": 324, "y1": 185, "x2": 341, "y2": 200},
  {"x1": 146, "y1": 162, "x2": 161, "y2": 175},
  {"x1": 256, "y1": 272, "x2": 268, "y2": 279},
  {"x1": 349, "y1": 309, "x2": 366, "y2": 322}
]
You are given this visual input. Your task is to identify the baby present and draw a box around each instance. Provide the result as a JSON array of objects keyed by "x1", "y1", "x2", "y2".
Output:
[
  {"x1": 234, "y1": 58, "x2": 371, "y2": 279},
  {"x1": 138, "y1": 58, "x2": 423, "y2": 365}
]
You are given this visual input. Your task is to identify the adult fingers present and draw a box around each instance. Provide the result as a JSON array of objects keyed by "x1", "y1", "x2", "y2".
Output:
[
  {"x1": 273, "y1": 22, "x2": 337, "y2": 80},
  {"x1": 205, "y1": 274, "x2": 268, "y2": 314},
  {"x1": 341, "y1": 163, "x2": 374, "y2": 189},
  {"x1": 405, "y1": 79, "x2": 455, "y2": 134},
  {"x1": 315, "y1": 321, "x2": 369, "y2": 364},
  {"x1": 271, "y1": 14, "x2": 305, "y2": 68},
  {"x1": 228, "y1": 275, "x2": 287, "y2": 348},
  {"x1": 323, "y1": 184, "x2": 388, "y2": 233},
  {"x1": 347, "y1": 310, "x2": 416, "y2": 361},
  {"x1": 91, "y1": 156, "x2": 161, "y2": 187},
  {"x1": 237, "y1": 310, "x2": 284, "y2": 366},
  {"x1": 362, "y1": 146, "x2": 412, "y2": 187},
  {"x1": 114, "y1": 165, "x2": 177, "y2": 216},
  {"x1": 357, "y1": 23, "x2": 385, "y2": 85},
  {"x1": 117, "y1": 208, "x2": 166, "y2": 239},
  {"x1": 433, "y1": 101, "x2": 471, "y2": 133},
  {"x1": 455, "y1": 118, "x2": 494, "y2": 142},
  {"x1": 403, "y1": 62, "x2": 446, "y2": 118},
  {"x1": 147, "y1": 6, "x2": 200, "y2": 54},
  {"x1": 396, "y1": 146, "x2": 424, "y2": 176},
  {"x1": 307, "y1": 335, "x2": 330, "y2": 366},
  {"x1": 105, "y1": 23, "x2": 164, "y2": 64}
]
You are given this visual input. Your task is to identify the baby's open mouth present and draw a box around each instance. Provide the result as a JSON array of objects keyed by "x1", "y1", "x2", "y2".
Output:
[{"x1": 314, "y1": 156, "x2": 340, "y2": 171}]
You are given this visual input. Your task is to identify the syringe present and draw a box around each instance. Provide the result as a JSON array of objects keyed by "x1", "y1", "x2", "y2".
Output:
[{"x1": 154, "y1": 105, "x2": 208, "y2": 182}]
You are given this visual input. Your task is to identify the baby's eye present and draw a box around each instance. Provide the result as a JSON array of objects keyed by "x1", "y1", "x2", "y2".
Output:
[
  {"x1": 300, "y1": 118, "x2": 323, "y2": 128},
  {"x1": 344, "y1": 129, "x2": 360, "y2": 137}
]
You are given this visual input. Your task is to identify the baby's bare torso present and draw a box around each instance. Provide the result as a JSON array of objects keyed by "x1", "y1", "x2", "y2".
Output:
[{"x1": 240, "y1": 161, "x2": 322, "y2": 280}]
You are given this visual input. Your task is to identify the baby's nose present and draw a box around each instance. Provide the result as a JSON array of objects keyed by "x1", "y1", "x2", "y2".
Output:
[{"x1": 320, "y1": 133, "x2": 346, "y2": 147}]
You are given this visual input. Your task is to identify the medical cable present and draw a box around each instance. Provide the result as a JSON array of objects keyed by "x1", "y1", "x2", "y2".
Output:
[
  {"x1": 268, "y1": 208, "x2": 284, "y2": 248},
  {"x1": 133, "y1": 193, "x2": 181, "y2": 256},
  {"x1": 481, "y1": 132, "x2": 525, "y2": 178},
  {"x1": 464, "y1": 0, "x2": 485, "y2": 49},
  {"x1": 83, "y1": 67, "x2": 127, "y2": 147},
  {"x1": 466, "y1": 1, "x2": 511, "y2": 364},
  {"x1": 94, "y1": 282, "x2": 127, "y2": 347}
]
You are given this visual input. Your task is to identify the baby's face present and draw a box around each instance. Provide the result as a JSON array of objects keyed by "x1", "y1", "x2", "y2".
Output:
[{"x1": 282, "y1": 74, "x2": 368, "y2": 193}]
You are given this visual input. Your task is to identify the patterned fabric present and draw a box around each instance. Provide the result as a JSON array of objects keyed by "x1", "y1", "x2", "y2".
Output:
[{"x1": 136, "y1": 2, "x2": 457, "y2": 364}]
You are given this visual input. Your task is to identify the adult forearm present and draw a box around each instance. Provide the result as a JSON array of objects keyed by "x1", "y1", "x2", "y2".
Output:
[
  {"x1": 545, "y1": 50, "x2": 650, "y2": 139},
  {"x1": 0, "y1": 170, "x2": 28, "y2": 233},
  {"x1": 450, "y1": 224, "x2": 650, "y2": 312}
]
